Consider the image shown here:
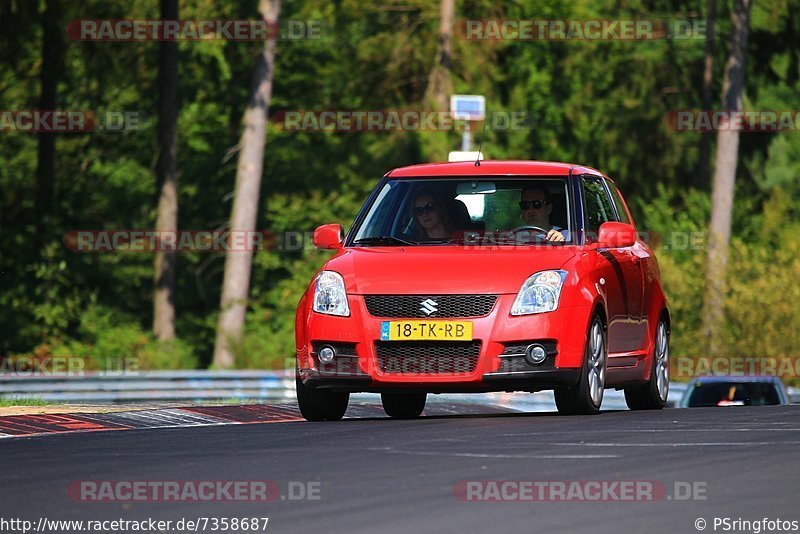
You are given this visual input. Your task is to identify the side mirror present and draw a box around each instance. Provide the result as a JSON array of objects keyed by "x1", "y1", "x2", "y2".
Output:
[
  {"x1": 598, "y1": 221, "x2": 637, "y2": 248},
  {"x1": 313, "y1": 224, "x2": 344, "y2": 250}
]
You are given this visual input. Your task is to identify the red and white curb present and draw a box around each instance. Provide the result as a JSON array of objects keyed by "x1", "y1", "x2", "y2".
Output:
[
  {"x1": 0, "y1": 404, "x2": 308, "y2": 439},
  {"x1": 0, "y1": 402, "x2": 518, "y2": 439}
]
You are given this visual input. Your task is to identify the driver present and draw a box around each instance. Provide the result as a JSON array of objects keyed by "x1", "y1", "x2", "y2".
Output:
[{"x1": 519, "y1": 186, "x2": 566, "y2": 242}]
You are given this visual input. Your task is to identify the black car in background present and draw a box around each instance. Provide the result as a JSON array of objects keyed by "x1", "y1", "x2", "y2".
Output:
[{"x1": 679, "y1": 376, "x2": 789, "y2": 407}]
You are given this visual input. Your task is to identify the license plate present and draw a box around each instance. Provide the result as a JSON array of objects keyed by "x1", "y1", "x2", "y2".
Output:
[{"x1": 380, "y1": 321, "x2": 473, "y2": 341}]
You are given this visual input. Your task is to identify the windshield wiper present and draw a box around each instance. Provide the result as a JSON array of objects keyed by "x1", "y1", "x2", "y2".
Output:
[{"x1": 352, "y1": 236, "x2": 418, "y2": 246}]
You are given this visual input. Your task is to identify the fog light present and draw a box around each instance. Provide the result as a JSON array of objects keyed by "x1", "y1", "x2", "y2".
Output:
[
  {"x1": 318, "y1": 346, "x2": 335, "y2": 364},
  {"x1": 525, "y1": 344, "x2": 547, "y2": 365}
]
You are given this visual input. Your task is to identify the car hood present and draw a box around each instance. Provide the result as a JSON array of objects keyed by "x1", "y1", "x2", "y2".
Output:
[{"x1": 323, "y1": 246, "x2": 577, "y2": 295}]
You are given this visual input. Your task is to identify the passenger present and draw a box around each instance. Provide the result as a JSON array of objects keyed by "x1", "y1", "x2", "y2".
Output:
[{"x1": 411, "y1": 190, "x2": 453, "y2": 240}]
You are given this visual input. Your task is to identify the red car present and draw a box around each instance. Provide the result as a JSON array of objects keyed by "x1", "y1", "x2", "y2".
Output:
[{"x1": 295, "y1": 160, "x2": 670, "y2": 420}]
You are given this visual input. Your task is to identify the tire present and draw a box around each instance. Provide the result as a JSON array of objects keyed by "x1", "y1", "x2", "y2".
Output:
[
  {"x1": 555, "y1": 314, "x2": 607, "y2": 415},
  {"x1": 296, "y1": 373, "x2": 349, "y2": 421},
  {"x1": 381, "y1": 392, "x2": 427, "y2": 419},
  {"x1": 625, "y1": 319, "x2": 669, "y2": 410}
]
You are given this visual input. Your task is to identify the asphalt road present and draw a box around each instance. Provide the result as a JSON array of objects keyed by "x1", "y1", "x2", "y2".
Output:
[{"x1": 2, "y1": 405, "x2": 799, "y2": 534}]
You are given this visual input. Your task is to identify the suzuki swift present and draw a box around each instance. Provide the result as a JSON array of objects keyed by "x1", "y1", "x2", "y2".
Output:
[{"x1": 295, "y1": 160, "x2": 670, "y2": 420}]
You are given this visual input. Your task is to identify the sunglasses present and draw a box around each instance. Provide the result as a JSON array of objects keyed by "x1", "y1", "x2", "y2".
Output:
[
  {"x1": 519, "y1": 200, "x2": 549, "y2": 210},
  {"x1": 413, "y1": 202, "x2": 439, "y2": 216}
]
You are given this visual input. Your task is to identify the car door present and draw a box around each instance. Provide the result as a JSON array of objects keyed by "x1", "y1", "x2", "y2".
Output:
[
  {"x1": 605, "y1": 180, "x2": 653, "y2": 351},
  {"x1": 581, "y1": 175, "x2": 644, "y2": 355}
]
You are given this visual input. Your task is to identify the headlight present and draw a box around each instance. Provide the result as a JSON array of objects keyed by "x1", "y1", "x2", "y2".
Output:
[
  {"x1": 510, "y1": 270, "x2": 567, "y2": 315},
  {"x1": 313, "y1": 271, "x2": 350, "y2": 316}
]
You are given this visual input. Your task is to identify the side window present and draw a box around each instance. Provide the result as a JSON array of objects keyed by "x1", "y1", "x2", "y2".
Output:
[
  {"x1": 605, "y1": 180, "x2": 631, "y2": 224},
  {"x1": 581, "y1": 176, "x2": 617, "y2": 235}
]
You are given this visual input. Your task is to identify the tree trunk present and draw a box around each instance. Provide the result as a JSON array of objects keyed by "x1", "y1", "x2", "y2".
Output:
[
  {"x1": 212, "y1": 0, "x2": 281, "y2": 368},
  {"x1": 153, "y1": 0, "x2": 180, "y2": 341},
  {"x1": 702, "y1": 0, "x2": 752, "y2": 356},
  {"x1": 36, "y1": 0, "x2": 61, "y2": 229},
  {"x1": 424, "y1": 0, "x2": 455, "y2": 111},
  {"x1": 696, "y1": 0, "x2": 716, "y2": 189}
]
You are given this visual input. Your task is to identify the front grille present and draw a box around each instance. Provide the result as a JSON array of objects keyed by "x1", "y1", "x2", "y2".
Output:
[
  {"x1": 375, "y1": 341, "x2": 481, "y2": 375},
  {"x1": 364, "y1": 295, "x2": 498, "y2": 318}
]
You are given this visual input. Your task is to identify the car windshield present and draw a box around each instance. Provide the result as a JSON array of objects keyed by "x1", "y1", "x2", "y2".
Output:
[
  {"x1": 350, "y1": 177, "x2": 572, "y2": 246},
  {"x1": 686, "y1": 381, "x2": 782, "y2": 407}
]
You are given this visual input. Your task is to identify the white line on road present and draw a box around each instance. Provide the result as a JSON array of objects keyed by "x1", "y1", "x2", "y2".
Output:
[
  {"x1": 498, "y1": 428, "x2": 800, "y2": 436},
  {"x1": 545, "y1": 441, "x2": 800, "y2": 447},
  {"x1": 367, "y1": 447, "x2": 619, "y2": 459}
]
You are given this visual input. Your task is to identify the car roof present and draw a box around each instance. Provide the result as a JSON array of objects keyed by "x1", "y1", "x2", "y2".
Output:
[
  {"x1": 386, "y1": 160, "x2": 607, "y2": 179},
  {"x1": 689, "y1": 375, "x2": 784, "y2": 384}
]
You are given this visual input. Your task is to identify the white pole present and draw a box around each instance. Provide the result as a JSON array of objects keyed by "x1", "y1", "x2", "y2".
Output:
[{"x1": 461, "y1": 121, "x2": 471, "y2": 151}]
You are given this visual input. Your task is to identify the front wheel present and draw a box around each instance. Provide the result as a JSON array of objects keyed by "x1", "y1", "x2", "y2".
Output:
[
  {"x1": 296, "y1": 374, "x2": 349, "y2": 421},
  {"x1": 555, "y1": 314, "x2": 607, "y2": 415},
  {"x1": 625, "y1": 319, "x2": 669, "y2": 410},
  {"x1": 381, "y1": 392, "x2": 427, "y2": 419}
]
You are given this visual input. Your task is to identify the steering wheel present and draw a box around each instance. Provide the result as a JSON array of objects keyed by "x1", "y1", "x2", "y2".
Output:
[{"x1": 509, "y1": 225, "x2": 549, "y2": 236}]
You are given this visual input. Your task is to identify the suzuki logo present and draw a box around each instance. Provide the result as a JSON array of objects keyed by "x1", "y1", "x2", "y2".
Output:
[{"x1": 420, "y1": 298, "x2": 438, "y2": 316}]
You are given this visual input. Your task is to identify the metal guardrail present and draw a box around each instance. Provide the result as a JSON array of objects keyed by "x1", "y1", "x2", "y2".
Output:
[
  {"x1": 0, "y1": 371, "x2": 296, "y2": 403},
  {"x1": 0, "y1": 371, "x2": 796, "y2": 406}
]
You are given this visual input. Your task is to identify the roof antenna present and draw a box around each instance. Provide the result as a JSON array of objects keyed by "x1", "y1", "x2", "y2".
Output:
[{"x1": 474, "y1": 119, "x2": 487, "y2": 167}]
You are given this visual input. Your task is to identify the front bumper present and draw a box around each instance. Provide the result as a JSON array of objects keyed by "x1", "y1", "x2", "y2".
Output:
[
  {"x1": 297, "y1": 294, "x2": 592, "y2": 393},
  {"x1": 302, "y1": 368, "x2": 582, "y2": 393}
]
